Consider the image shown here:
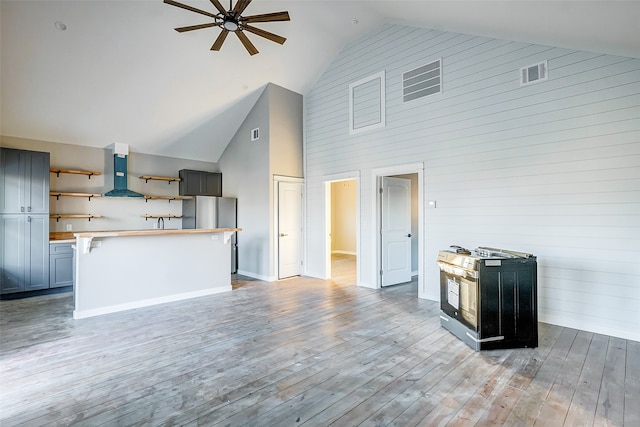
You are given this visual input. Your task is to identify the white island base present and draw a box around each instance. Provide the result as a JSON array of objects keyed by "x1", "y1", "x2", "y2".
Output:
[{"x1": 73, "y1": 228, "x2": 240, "y2": 319}]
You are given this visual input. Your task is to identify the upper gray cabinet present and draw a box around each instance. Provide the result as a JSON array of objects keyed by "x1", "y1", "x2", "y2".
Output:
[
  {"x1": 0, "y1": 148, "x2": 50, "y2": 214},
  {"x1": 178, "y1": 169, "x2": 222, "y2": 196}
]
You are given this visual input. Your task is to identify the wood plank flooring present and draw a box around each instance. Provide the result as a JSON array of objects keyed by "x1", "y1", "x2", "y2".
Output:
[{"x1": 0, "y1": 255, "x2": 637, "y2": 426}]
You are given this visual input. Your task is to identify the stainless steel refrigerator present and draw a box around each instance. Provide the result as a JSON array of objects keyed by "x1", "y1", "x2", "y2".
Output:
[{"x1": 182, "y1": 196, "x2": 237, "y2": 273}]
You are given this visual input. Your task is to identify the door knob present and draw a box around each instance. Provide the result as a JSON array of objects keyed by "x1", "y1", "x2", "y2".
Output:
[
  {"x1": 280, "y1": 233, "x2": 288, "y2": 237},
  {"x1": 407, "y1": 233, "x2": 412, "y2": 237}
]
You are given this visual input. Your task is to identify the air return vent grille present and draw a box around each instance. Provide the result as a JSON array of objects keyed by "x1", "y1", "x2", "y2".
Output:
[
  {"x1": 520, "y1": 61, "x2": 548, "y2": 86},
  {"x1": 403, "y1": 59, "x2": 442, "y2": 103}
]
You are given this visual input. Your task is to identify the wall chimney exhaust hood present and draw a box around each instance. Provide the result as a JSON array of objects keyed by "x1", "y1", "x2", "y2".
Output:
[{"x1": 104, "y1": 143, "x2": 144, "y2": 198}]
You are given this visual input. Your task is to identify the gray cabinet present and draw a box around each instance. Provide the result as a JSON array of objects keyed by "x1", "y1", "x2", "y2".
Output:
[
  {"x1": 0, "y1": 148, "x2": 50, "y2": 294},
  {"x1": 0, "y1": 214, "x2": 50, "y2": 293},
  {"x1": 0, "y1": 148, "x2": 49, "y2": 214},
  {"x1": 50, "y1": 243, "x2": 74, "y2": 288},
  {"x1": 179, "y1": 169, "x2": 222, "y2": 196}
]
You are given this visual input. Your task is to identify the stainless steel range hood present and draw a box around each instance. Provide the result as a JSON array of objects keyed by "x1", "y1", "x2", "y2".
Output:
[{"x1": 104, "y1": 143, "x2": 144, "y2": 198}]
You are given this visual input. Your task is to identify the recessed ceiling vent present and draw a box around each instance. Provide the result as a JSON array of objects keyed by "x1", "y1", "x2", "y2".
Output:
[
  {"x1": 520, "y1": 61, "x2": 548, "y2": 86},
  {"x1": 403, "y1": 59, "x2": 442, "y2": 103}
]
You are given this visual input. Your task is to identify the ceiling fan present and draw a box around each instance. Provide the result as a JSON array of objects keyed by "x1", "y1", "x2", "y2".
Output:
[{"x1": 164, "y1": 0, "x2": 290, "y2": 55}]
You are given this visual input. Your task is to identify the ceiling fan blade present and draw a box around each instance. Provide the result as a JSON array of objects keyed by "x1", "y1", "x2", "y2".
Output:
[
  {"x1": 164, "y1": 0, "x2": 218, "y2": 19},
  {"x1": 243, "y1": 11, "x2": 290, "y2": 23},
  {"x1": 232, "y1": 0, "x2": 252, "y2": 16},
  {"x1": 175, "y1": 22, "x2": 218, "y2": 33},
  {"x1": 235, "y1": 30, "x2": 258, "y2": 55},
  {"x1": 211, "y1": 29, "x2": 229, "y2": 51},
  {"x1": 242, "y1": 25, "x2": 286, "y2": 45},
  {"x1": 209, "y1": 0, "x2": 227, "y2": 15}
]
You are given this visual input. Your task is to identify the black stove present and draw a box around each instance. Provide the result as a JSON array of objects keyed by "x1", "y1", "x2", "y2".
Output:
[{"x1": 438, "y1": 245, "x2": 538, "y2": 351}]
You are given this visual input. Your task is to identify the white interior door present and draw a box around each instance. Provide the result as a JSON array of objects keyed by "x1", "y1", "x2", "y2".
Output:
[
  {"x1": 381, "y1": 176, "x2": 412, "y2": 286},
  {"x1": 278, "y1": 181, "x2": 303, "y2": 279}
]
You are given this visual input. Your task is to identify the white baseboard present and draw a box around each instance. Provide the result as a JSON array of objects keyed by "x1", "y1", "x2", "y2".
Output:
[
  {"x1": 539, "y1": 311, "x2": 640, "y2": 342},
  {"x1": 237, "y1": 269, "x2": 276, "y2": 282},
  {"x1": 73, "y1": 286, "x2": 231, "y2": 320},
  {"x1": 357, "y1": 281, "x2": 377, "y2": 289}
]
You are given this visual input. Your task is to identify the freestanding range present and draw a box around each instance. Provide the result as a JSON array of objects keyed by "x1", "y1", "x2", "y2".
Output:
[{"x1": 438, "y1": 246, "x2": 538, "y2": 351}]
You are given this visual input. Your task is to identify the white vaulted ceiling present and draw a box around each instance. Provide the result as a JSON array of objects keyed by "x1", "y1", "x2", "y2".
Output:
[{"x1": 1, "y1": 0, "x2": 639, "y2": 161}]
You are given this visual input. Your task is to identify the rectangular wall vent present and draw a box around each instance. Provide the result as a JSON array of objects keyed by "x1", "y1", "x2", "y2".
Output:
[
  {"x1": 251, "y1": 128, "x2": 260, "y2": 141},
  {"x1": 520, "y1": 61, "x2": 548, "y2": 86},
  {"x1": 349, "y1": 70, "x2": 386, "y2": 134},
  {"x1": 403, "y1": 59, "x2": 442, "y2": 103}
]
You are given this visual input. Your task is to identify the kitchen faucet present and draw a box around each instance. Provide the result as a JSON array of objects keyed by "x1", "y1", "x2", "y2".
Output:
[{"x1": 157, "y1": 217, "x2": 165, "y2": 230}]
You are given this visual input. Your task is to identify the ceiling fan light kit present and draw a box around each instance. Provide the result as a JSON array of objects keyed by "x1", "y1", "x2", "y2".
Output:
[{"x1": 164, "y1": 0, "x2": 290, "y2": 55}]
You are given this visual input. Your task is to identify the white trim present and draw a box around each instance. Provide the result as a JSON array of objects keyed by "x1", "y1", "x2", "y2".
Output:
[
  {"x1": 237, "y1": 269, "x2": 276, "y2": 282},
  {"x1": 73, "y1": 287, "x2": 230, "y2": 319},
  {"x1": 322, "y1": 172, "x2": 361, "y2": 285},
  {"x1": 349, "y1": 70, "x2": 386, "y2": 135},
  {"x1": 273, "y1": 175, "x2": 304, "y2": 183},
  {"x1": 372, "y1": 163, "x2": 425, "y2": 297}
]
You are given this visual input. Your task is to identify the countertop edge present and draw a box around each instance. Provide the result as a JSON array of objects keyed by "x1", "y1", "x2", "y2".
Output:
[{"x1": 73, "y1": 228, "x2": 242, "y2": 238}]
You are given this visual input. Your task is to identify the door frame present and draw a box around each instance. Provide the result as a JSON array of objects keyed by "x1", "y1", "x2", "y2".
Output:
[
  {"x1": 322, "y1": 171, "x2": 360, "y2": 284},
  {"x1": 372, "y1": 163, "x2": 425, "y2": 297},
  {"x1": 273, "y1": 175, "x2": 304, "y2": 280}
]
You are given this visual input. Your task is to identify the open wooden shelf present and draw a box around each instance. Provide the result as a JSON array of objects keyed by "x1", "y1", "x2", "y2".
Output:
[
  {"x1": 139, "y1": 175, "x2": 181, "y2": 184},
  {"x1": 50, "y1": 168, "x2": 101, "y2": 179},
  {"x1": 143, "y1": 195, "x2": 191, "y2": 203},
  {"x1": 141, "y1": 214, "x2": 182, "y2": 220},
  {"x1": 50, "y1": 191, "x2": 102, "y2": 201},
  {"x1": 50, "y1": 214, "x2": 102, "y2": 222}
]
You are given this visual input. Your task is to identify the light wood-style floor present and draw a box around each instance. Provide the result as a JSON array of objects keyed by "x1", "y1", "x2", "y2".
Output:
[{"x1": 0, "y1": 255, "x2": 638, "y2": 426}]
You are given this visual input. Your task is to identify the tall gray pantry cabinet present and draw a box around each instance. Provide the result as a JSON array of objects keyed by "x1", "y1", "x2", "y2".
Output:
[{"x1": 0, "y1": 148, "x2": 50, "y2": 294}]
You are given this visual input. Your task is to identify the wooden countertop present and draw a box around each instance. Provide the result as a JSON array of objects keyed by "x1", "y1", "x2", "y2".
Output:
[{"x1": 73, "y1": 228, "x2": 241, "y2": 238}]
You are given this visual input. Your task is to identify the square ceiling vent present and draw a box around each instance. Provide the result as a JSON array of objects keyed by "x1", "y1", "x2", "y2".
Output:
[{"x1": 520, "y1": 61, "x2": 548, "y2": 86}]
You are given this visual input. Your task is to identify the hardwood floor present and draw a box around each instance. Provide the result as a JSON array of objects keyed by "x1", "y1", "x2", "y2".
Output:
[{"x1": 0, "y1": 256, "x2": 638, "y2": 426}]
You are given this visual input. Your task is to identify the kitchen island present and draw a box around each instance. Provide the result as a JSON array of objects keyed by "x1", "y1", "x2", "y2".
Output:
[{"x1": 73, "y1": 228, "x2": 240, "y2": 319}]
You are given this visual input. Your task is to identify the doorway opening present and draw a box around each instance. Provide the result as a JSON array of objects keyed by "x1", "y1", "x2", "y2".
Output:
[
  {"x1": 323, "y1": 174, "x2": 360, "y2": 287},
  {"x1": 329, "y1": 179, "x2": 357, "y2": 286},
  {"x1": 373, "y1": 163, "x2": 424, "y2": 298}
]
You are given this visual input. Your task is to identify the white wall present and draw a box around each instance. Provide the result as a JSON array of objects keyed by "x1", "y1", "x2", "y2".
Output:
[
  {"x1": 0, "y1": 136, "x2": 218, "y2": 232},
  {"x1": 304, "y1": 24, "x2": 640, "y2": 341},
  {"x1": 218, "y1": 83, "x2": 303, "y2": 281},
  {"x1": 218, "y1": 87, "x2": 271, "y2": 279}
]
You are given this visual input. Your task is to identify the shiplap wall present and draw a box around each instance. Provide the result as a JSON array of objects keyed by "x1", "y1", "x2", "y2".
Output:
[{"x1": 304, "y1": 24, "x2": 640, "y2": 341}]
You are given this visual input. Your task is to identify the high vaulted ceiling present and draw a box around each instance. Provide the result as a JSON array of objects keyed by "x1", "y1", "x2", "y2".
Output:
[{"x1": 2, "y1": 0, "x2": 639, "y2": 162}]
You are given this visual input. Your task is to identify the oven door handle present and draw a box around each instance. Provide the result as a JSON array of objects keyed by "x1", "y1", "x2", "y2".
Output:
[{"x1": 437, "y1": 262, "x2": 479, "y2": 279}]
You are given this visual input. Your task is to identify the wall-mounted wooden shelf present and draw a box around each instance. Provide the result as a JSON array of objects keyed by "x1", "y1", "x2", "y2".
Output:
[
  {"x1": 50, "y1": 214, "x2": 102, "y2": 222},
  {"x1": 50, "y1": 168, "x2": 101, "y2": 179},
  {"x1": 139, "y1": 175, "x2": 181, "y2": 184},
  {"x1": 142, "y1": 214, "x2": 182, "y2": 220},
  {"x1": 50, "y1": 192, "x2": 102, "y2": 201},
  {"x1": 143, "y1": 195, "x2": 191, "y2": 203}
]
